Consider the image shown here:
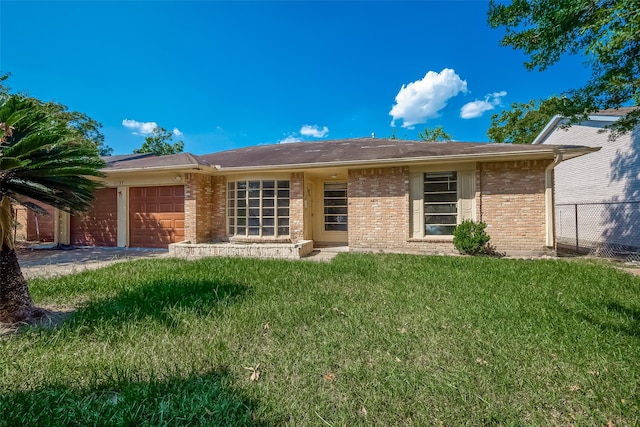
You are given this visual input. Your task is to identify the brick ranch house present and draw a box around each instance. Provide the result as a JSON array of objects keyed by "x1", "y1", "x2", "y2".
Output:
[{"x1": 18, "y1": 138, "x2": 597, "y2": 257}]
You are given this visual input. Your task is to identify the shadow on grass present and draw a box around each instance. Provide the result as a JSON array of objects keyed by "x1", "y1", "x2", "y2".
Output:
[
  {"x1": 575, "y1": 300, "x2": 640, "y2": 339},
  {"x1": 0, "y1": 369, "x2": 265, "y2": 427},
  {"x1": 71, "y1": 278, "x2": 250, "y2": 329}
]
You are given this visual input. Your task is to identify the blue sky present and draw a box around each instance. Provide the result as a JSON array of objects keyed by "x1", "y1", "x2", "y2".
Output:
[{"x1": 1, "y1": 1, "x2": 592, "y2": 155}]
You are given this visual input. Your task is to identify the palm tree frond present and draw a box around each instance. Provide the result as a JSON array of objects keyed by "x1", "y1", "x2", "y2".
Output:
[
  {"x1": 1, "y1": 93, "x2": 105, "y2": 214},
  {"x1": 0, "y1": 157, "x2": 26, "y2": 171}
]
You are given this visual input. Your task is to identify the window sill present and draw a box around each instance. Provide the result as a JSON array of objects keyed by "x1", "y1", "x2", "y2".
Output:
[
  {"x1": 408, "y1": 236, "x2": 454, "y2": 243},
  {"x1": 229, "y1": 236, "x2": 292, "y2": 244}
]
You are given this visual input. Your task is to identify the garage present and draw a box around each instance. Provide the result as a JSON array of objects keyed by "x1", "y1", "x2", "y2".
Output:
[
  {"x1": 70, "y1": 188, "x2": 118, "y2": 247},
  {"x1": 129, "y1": 185, "x2": 185, "y2": 248}
]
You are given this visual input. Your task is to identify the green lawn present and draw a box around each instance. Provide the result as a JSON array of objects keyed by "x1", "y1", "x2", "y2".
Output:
[{"x1": 1, "y1": 253, "x2": 639, "y2": 426}]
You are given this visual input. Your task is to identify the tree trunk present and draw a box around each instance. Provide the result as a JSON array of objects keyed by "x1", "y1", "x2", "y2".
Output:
[{"x1": 0, "y1": 248, "x2": 41, "y2": 324}]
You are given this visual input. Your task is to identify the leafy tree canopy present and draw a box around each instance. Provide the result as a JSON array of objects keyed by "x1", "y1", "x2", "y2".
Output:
[
  {"x1": 0, "y1": 74, "x2": 114, "y2": 155},
  {"x1": 418, "y1": 125, "x2": 453, "y2": 142},
  {"x1": 488, "y1": 0, "x2": 640, "y2": 136},
  {"x1": 43, "y1": 102, "x2": 113, "y2": 156},
  {"x1": 0, "y1": 94, "x2": 106, "y2": 216},
  {"x1": 134, "y1": 126, "x2": 184, "y2": 156},
  {"x1": 487, "y1": 96, "x2": 567, "y2": 144}
]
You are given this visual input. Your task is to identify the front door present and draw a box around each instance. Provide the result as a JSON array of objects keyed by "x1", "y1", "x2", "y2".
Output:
[{"x1": 317, "y1": 182, "x2": 348, "y2": 243}]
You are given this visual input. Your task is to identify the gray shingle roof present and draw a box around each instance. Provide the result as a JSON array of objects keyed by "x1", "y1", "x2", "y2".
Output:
[
  {"x1": 199, "y1": 138, "x2": 593, "y2": 169},
  {"x1": 102, "y1": 138, "x2": 595, "y2": 173},
  {"x1": 594, "y1": 106, "x2": 639, "y2": 116},
  {"x1": 103, "y1": 152, "x2": 209, "y2": 171}
]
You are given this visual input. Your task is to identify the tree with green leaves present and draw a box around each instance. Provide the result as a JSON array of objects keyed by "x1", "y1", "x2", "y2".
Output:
[
  {"x1": 487, "y1": 96, "x2": 568, "y2": 144},
  {"x1": 488, "y1": 0, "x2": 640, "y2": 136},
  {"x1": 43, "y1": 102, "x2": 114, "y2": 156},
  {"x1": 134, "y1": 126, "x2": 184, "y2": 155},
  {"x1": 0, "y1": 74, "x2": 113, "y2": 156},
  {"x1": 418, "y1": 125, "x2": 453, "y2": 142},
  {"x1": 0, "y1": 94, "x2": 105, "y2": 324}
]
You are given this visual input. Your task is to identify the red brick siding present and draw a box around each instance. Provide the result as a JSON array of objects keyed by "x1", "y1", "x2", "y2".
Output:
[
  {"x1": 27, "y1": 203, "x2": 55, "y2": 242},
  {"x1": 477, "y1": 160, "x2": 550, "y2": 255}
]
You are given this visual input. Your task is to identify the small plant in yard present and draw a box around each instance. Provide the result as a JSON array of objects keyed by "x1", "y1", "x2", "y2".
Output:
[{"x1": 453, "y1": 219, "x2": 491, "y2": 255}]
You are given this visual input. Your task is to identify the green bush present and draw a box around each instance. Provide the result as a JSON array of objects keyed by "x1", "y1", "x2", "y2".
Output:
[{"x1": 453, "y1": 220, "x2": 491, "y2": 255}]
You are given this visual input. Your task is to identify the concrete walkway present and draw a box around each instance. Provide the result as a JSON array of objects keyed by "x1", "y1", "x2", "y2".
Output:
[
  {"x1": 17, "y1": 244, "x2": 347, "y2": 278},
  {"x1": 18, "y1": 246, "x2": 169, "y2": 279}
]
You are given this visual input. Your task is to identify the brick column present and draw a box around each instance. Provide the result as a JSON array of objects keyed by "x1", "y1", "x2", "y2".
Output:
[
  {"x1": 289, "y1": 172, "x2": 304, "y2": 242},
  {"x1": 210, "y1": 176, "x2": 227, "y2": 241},
  {"x1": 184, "y1": 173, "x2": 217, "y2": 243}
]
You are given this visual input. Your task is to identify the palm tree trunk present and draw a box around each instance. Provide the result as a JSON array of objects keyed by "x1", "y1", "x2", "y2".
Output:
[
  {"x1": 0, "y1": 248, "x2": 39, "y2": 324},
  {"x1": 0, "y1": 196, "x2": 41, "y2": 324}
]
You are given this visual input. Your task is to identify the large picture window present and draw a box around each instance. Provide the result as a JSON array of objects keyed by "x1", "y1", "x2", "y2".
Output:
[
  {"x1": 227, "y1": 180, "x2": 290, "y2": 237},
  {"x1": 424, "y1": 171, "x2": 458, "y2": 236}
]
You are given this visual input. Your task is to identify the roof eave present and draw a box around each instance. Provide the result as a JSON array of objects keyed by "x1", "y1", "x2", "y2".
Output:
[
  {"x1": 212, "y1": 146, "x2": 599, "y2": 173},
  {"x1": 102, "y1": 163, "x2": 217, "y2": 174},
  {"x1": 532, "y1": 115, "x2": 564, "y2": 145}
]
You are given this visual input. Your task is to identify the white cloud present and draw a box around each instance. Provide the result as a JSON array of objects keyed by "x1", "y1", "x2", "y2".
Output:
[
  {"x1": 389, "y1": 69, "x2": 468, "y2": 128},
  {"x1": 122, "y1": 119, "x2": 157, "y2": 135},
  {"x1": 300, "y1": 124, "x2": 329, "y2": 138},
  {"x1": 278, "y1": 124, "x2": 329, "y2": 143},
  {"x1": 172, "y1": 127, "x2": 183, "y2": 137},
  {"x1": 460, "y1": 91, "x2": 507, "y2": 119},
  {"x1": 278, "y1": 135, "x2": 303, "y2": 144}
]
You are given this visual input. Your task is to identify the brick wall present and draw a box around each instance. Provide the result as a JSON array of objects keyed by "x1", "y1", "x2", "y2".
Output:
[
  {"x1": 27, "y1": 203, "x2": 55, "y2": 242},
  {"x1": 346, "y1": 162, "x2": 551, "y2": 256},
  {"x1": 348, "y1": 167, "x2": 409, "y2": 250},
  {"x1": 184, "y1": 173, "x2": 219, "y2": 243},
  {"x1": 13, "y1": 205, "x2": 28, "y2": 242},
  {"x1": 183, "y1": 161, "x2": 552, "y2": 256},
  {"x1": 290, "y1": 173, "x2": 305, "y2": 242},
  {"x1": 477, "y1": 160, "x2": 551, "y2": 255},
  {"x1": 210, "y1": 176, "x2": 227, "y2": 241}
]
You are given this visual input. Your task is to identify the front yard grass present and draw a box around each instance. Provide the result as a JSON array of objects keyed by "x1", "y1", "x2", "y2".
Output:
[{"x1": 1, "y1": 253, "x2": 639, "y2": 426}]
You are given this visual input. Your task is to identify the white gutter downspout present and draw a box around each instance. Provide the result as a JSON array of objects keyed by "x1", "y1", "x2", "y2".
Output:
[{"x1": 545, "y1": 153, "x2": 563, "y2": 247}]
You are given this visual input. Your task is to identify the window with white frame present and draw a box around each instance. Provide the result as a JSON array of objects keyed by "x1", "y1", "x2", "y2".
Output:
[
  {"x1": 323, "y1": 182, "x2": 348, "y2": 232},
  {"x1": 424, "y1": 171, "x2": 458, "y2": 235},
  {"x1": 227, "y1": 180, "x2": 290, "y2": 237},
  {"x1": 410, "y1": 168, "x2": 475, "y2": 238}
]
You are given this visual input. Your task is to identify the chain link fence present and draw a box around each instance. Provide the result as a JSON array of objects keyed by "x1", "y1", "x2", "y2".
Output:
[{"x1": 556, "y1": 201, "x2": 640, "y2": 261}]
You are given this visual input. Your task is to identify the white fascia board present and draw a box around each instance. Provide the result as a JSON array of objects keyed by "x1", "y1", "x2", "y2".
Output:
[
  {"x1": 213, "y1": 146, "x2": 599, "y2": 173},
  {"x1": 533, "y1": 114, "x2": 622, "y2": 145},
  {"x1": 101, "y1": 164, "x2": 218, "y2": 174},
  {"x1": 533, "y1": 115, "x2": 564, "y2": 145},
  {"x1": 586, "y1": 114, "x2": 621, "y2": 122}
]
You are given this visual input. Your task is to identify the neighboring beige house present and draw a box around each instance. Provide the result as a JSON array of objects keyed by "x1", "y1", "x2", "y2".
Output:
[
  {"x1": 20, "y1": 138, "x2": 596, "y2": 257},
  {"x1": 534, "y1": 108, "x2": 639, "y2": 254}
]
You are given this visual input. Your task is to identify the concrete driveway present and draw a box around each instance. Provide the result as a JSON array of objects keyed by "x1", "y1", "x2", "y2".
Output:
[{"x1": 17, "y1": 245, "x2": 169, "y2": 279}]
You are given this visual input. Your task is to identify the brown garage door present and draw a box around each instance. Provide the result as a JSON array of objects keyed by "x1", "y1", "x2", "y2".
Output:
[
  {"x1": 129, "y1": 185, "x2": 185, "y2": 248},
  {"x1": 70, "y1": 188, "x2": 118, "y2": 247}
]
